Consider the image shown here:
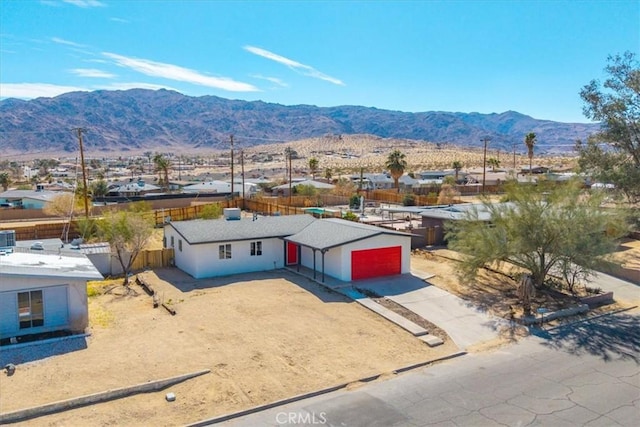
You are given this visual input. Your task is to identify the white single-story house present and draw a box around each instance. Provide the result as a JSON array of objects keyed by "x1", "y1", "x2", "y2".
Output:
[
  {"x1": 0, "y1": 189, "x2": 60, "y2": 209},
  {"x1": 164, "y1": 214, "x2": 411, "y2": 282},
  {"x1": 107, "y1": 180, "x2": 162, "y2": 197},
  {"x1": 0, "y1": 247, "x2": 103, "y2": 341},
  {"x1": 271, "y1": 179, "x2": 335, "y2": 196}
]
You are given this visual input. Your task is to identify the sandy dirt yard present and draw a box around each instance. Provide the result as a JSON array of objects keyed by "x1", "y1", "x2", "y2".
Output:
[{"x1": 0, "y1": 268, "x2": 457, "y2": 426}]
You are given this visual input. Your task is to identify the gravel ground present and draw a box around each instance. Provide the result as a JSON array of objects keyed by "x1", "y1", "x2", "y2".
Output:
[{"x1": 0, "y1": 334, "x2": 89, "y2": 367}]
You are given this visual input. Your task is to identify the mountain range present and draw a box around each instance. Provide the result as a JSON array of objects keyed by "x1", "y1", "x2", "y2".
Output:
[{"x1": 0, "y1": 89, "x2": 598, "y2": 156}]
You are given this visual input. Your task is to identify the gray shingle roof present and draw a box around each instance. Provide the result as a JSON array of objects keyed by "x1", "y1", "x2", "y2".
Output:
[
  {"x1": 284, "y1": 218, "x2": 410, "y2": 250},
  {"x1": 170, "y1": 214, "x2": 316, "y2": 244}
]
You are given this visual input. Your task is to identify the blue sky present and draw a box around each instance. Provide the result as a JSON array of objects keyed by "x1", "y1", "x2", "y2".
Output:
[{"x1": 0, "y1": 0, "x2": 638, "y2": 123}]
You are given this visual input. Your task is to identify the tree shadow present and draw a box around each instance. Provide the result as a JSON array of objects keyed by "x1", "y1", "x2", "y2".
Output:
[{"x1": 533, "y1": 312, "x2": 640, "y2": 363}]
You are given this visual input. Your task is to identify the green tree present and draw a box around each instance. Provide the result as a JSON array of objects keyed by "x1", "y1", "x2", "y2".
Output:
[
  {"x1": 97, "y1": 207, "x2": 154, "y2": 287},
  {"x1": 578, "y1": 51, "x2": 640, "y2": 203},
  {"x1": 524, "y1": 133, "x2": 536, "y2": 174},
  {"x1": 0, "y1": 172, "x2": 11, "y2": 191},
  {"x1": 487, "y1": 157, "x2": 501, "y2": 172},
  {"x1": 342, "y1": 211, "x2": 359, "y2": 222},
  {"x1": 324, "y1": 167, "x2": 333, "y2": 181},
  {"x1": 386, "y1": 149, "x2": 407, "y2": 192},
  {"x1": 294, "y1": 183, "x2": 317, "y2": 197},
  {"x1": 199, "y1": 203, "x2": 223, "y2": 219},
  {"x1": 452, "y1": 161, "x2": 463, "y2": 183},
  {"x1": 90, "y1": 179, "x2": 109, "y2": 198},
  {"x1": 308, "y1": 157, "x2": 319, "y2": 180},
  {"x1": 446, "y1": 181, "x2": 627, "y2": 293},
  {"x1": 153, "y1": 153, "x2": 171, "y2": 191}
]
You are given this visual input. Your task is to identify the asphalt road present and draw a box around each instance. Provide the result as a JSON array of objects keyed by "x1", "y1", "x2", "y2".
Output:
[{"x1": 221, "y1": 311, "x2": 640, "y2": 427}]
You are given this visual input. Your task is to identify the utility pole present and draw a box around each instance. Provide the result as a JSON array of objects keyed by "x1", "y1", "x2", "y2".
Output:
[
  {"x1": 75, "y1": 128, "x2": 89, "y2": 220},
  {"x1": 285, "y1": 147, "x2": 292, "y2": 206},
  {"x1": 240, "y1": 149, "x2": 245, "y2": 202},
  {"x1": 512, "y1": 143, "x2": 517, "y2": 170},
  {"x1": 230, "y1": 135, "x2": 234, "y2": 199},
  {"x1": 481, "y1": 137, "x2": 491, "y2": 195}
]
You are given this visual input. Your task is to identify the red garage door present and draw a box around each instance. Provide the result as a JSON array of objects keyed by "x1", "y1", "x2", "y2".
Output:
[{"x1": 351, "y1": 246, "x2": 401, "y2": 280}]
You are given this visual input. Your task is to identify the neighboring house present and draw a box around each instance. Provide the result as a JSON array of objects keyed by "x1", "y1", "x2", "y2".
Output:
[
  {"x1": 271, "y1": 179, "x2": 335, "y2": 196},
  {"x1": 0, "y1": 245, "x2": 103, "y2": 341},
  {"x1": 107, "y1": 180, "x2": 162, "y2": 197},
  {"x1": 164, "y1": 214, "x2": 411, "y2": 282},
  {"x1": 182, "y1": 180, "x2": 257, "y2": 196},
  {"x1": 520, "y1": 165, "x2": 550, "y2": 174},
  {"x1": 419, "y1": 203, "x2": 510, "y2": 245},
  {"x1": 418, "y1": 170, "x2": 457, "y2": 180},
  {"x1": 182, "y1": 180, "x2": 231, "y2": 194},
  {"x1": 0, "y1": 189, "x2": 60, "y2": 209},
  {"x1": 349, "y1": 173, "x2": 395, "y2": 190}
]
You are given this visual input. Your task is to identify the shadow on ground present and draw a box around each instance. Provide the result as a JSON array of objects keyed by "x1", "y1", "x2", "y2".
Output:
[
  {"x1": 150, "y1": 267, "x2": 349, "y2": 304},
  {"x1": 533, "y1": 312, "x2": 640, "y2": 363},
  {"x1": 0, "y1": 335, "x2": 88, "y2": 366}
]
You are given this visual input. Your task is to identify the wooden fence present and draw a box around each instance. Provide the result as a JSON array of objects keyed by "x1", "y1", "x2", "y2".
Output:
[{"x1": 130, "y1": 248, "x2": 175, "y2": 272}]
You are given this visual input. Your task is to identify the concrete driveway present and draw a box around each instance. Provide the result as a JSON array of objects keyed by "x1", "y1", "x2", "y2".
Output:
[{"x1": 354, "y1": 274, "x2": 509, "y2": 350}]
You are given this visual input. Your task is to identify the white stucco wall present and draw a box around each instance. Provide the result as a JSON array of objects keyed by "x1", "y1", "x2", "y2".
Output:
[
  {"x1": 170, "y1": 233, "x2": 286, "y2": 279},
  {"x1": 297, "y1": 234, "x2": 411, "y2": 282},
  {"x1": 0, "y1": 277, "x2": 88, "y2": 339}
]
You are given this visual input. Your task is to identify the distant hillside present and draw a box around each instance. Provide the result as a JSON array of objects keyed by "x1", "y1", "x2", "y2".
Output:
[{"x1": 0, "y1": 89, "x2": 598, "y2": 155}]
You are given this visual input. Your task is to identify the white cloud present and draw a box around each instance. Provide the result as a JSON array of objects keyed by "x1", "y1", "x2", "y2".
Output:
[
  {"x1": 244, "y1": 45, "x2": 345, "y2": 86},
  {"x1": 51, "y1": 37, "x2": 86, "y2": 48},
  {"x1": 95, "y1": 82, "x2": 178, "y2": 91},
  {"x1": 110, "y1": 17, "x2": 130, "y2": 23},
  {"x1": 69, "y1": 68, "x2": 116, "y2": 78},
  {"x1": 102, "y1": 52, "x2": 259, "y2": 92},
  {"x1": 62, "y1": 0, "x2": 106, "y2": 7},
  {"x1": 251, "y1": 74, "x2": 288, "y2": 88},
  {"x1": 0, "y1": 83, "x2": 89, "y2": 99}
]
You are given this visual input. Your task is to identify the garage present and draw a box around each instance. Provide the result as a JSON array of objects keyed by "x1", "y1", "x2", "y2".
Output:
[{"x1": 351, "y1": 246, "x2": 402, "y2": 280}]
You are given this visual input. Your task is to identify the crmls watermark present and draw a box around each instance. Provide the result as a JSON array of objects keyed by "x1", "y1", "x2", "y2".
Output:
[{"x1": 275, "y1": 411, "x2": 328, "y2": 425}]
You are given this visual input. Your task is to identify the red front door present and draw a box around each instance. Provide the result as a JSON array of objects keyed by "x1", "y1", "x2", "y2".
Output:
[{"x1": 286, "y1": 241, "x2": 298, "y2": 265}]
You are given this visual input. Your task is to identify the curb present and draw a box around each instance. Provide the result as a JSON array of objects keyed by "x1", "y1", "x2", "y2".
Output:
[
  {"x1": 186, "y1": 351, "x2": 467, "y2": 427},
  {"x1": 541, "y1": 305, "x2": 639, "y2": 333},
  {"x1": 0, "y1": 369, "x2": 210, "y2": 424}
]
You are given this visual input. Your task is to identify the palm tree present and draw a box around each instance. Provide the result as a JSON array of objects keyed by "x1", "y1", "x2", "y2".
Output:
[
  {"x1": 308, "y1": 157, "x2": 319, "y2": 180},
  {"x1": 524, "y1": 132, "x2": 537, "y2": 175},
  {"x1": 487, "y1": 157, "x2": 500, "y2": 172},
  {"x1": 386, "y1": 149, "x2": 407, "y2": 192},
  {"x1": 452, "y1": 161, "x2": 463, "y2": 183},
  {"x1": 153, "y1": 153, "x2": 171, "y2": 191},
  {"x1": 0, "y1": 172, "x2": 11, "y2": 191}
]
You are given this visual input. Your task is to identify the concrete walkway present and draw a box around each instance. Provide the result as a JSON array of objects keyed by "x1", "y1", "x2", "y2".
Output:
[
  {"x1": 587, "y1": 271, "x2": 639, "y2": 306},
  {"x1": 355, "y1": 273, "x2": 508, "y2": 350}
]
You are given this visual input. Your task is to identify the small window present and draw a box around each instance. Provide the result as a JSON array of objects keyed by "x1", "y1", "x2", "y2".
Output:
[
  {"x1": 163, "y1": 236, "x2": 167, "y2": 248},
  {"x1": 18, "y1": 290, "x2": 44, "y2": 329},
  {"x1": 219, "y1": 244, "x2": 231, "y2": 259},
  {"x1": 250, "y1": 241, "x2": 262, "y2": 256},
  {"x1": 170, "y1": 236, "x2": 175, "y2": 248},
  {"x1": 178, "y1": 239, "x2": 182, "y2": 252}
]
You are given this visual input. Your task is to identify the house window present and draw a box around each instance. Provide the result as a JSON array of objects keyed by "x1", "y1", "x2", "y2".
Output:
[
  {"x1": 170, "y1": 236, "x2": 174, "y2": 248},
  {"x1": 178, "y1": 239, "x2": 182, "y2": 252},
  {"x1": 18, "y1": 290, "x2": 44, "y2": 329},
  {"x1": 250, "y1": 241, "x2": 262, "y2": 256},
  {"x1": 163, "y1": 236, "x2": 167, "y2": 248},
  {"x1": 219, "y1": 244, "x2": 232, "y2": 259}
]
